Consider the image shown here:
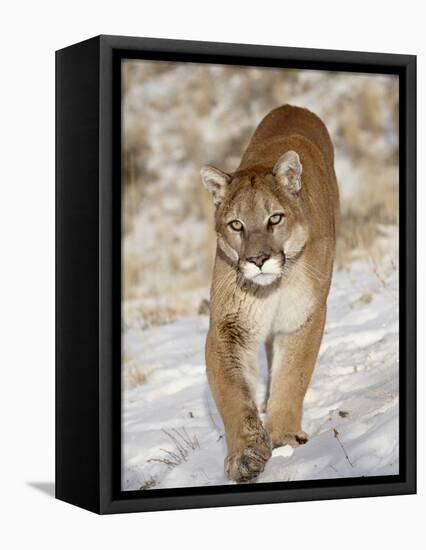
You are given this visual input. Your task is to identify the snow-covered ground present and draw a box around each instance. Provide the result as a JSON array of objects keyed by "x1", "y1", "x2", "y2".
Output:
[{"x1": 122, "y1": 257, "x2": 399, "y2": 491}]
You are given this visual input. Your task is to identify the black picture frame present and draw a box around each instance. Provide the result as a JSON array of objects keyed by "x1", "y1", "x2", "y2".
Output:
[{"x1": 56, "y1": 34, "x2": 416, "y2": 514}]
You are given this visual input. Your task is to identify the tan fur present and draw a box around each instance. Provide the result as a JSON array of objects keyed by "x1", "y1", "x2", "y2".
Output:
[{"x1": 201, "y1": 105, "x2": 339, "y2": 482}]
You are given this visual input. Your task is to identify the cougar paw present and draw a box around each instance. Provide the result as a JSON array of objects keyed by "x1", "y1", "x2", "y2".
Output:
[
  {"x1": 225, "y1": 443, "x2": 272, "y2": 482},
  {"x1": 271, "y1": 430, "x2": 309, "y2": 449}
]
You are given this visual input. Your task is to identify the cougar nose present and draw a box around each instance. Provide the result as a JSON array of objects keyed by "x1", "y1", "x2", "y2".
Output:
[{"x1": 247, "y1": 253, "x2": 270, "y2": 268}]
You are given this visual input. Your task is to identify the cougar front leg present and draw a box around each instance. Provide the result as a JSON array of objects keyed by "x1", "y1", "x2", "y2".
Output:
[
  {"x1": 266, "y1": 306, "x2": 326, "y2": 448},
  {"x1": 261, "y1": 338, "x2": 273, "y2": 413},
  {"x1": 206, "y1": 329, "x2": 272, "y2": 482}
]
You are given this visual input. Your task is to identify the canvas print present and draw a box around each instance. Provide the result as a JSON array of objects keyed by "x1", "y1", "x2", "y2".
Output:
[{"x1": 121, "y1": 60, "x2": 399, "y2": 490}]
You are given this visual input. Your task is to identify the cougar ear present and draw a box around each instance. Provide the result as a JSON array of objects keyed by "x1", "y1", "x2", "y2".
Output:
[
  {"x1": 273, "y1": 151, "x2": 302, "y2": 193},
  {"x1": 200, "y1": 165, "x2": 231, "y2": 206}
]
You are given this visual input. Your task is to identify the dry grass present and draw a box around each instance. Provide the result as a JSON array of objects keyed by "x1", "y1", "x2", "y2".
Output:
[
  {"x1": 147, "y1": 428, "x2": 200, "y2": 469},
  {"x1": 139, "y1": 475, "x2": 158, "y2": 490},
  {"x1": 336, "y1": 164, "x2": 398, "y2": 266}
]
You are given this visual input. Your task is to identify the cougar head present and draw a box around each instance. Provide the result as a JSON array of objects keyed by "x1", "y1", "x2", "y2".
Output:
[{"x1": 201, "y1": 151, "x2": 308, "y2": 287}]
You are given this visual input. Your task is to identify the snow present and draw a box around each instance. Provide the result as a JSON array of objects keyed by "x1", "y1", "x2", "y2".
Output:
[{"x1": 122, "y1": 258, "x2": 399, "y2": 490}]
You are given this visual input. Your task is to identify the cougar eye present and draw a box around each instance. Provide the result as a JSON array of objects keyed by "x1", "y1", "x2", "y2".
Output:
[
  {"x1": 268, "y1": 213, "x2": 284, "y2": 226},
  {"x1": 229, "y1": 220, "x2": 243, "y2": 231}
]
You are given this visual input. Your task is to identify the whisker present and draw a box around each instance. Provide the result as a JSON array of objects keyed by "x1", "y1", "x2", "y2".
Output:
[
  {"x1": 298, "y1": 261, "x2": 328, "y2": 282},
  {"x1": 212, "y1": 269, "x2": 236, "y2": 301}
]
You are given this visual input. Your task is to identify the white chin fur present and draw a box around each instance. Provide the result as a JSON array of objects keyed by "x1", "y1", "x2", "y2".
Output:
[
  {"x1": 249, "y1": 273, "x2": 280, "y2": 286},
  {"x1": 241, "y1": 257, "x2": 282, "y2": 286}
]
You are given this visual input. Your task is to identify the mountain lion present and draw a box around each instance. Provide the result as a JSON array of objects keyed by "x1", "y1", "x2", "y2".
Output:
[{"x1": 200, "y1": 105, "x2": 339, "y2": 482}]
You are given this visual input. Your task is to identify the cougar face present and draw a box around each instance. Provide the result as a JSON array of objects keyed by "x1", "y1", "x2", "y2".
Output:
[{"x1": 201, "y1": 159, "x2": 309, "y2": 287}]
